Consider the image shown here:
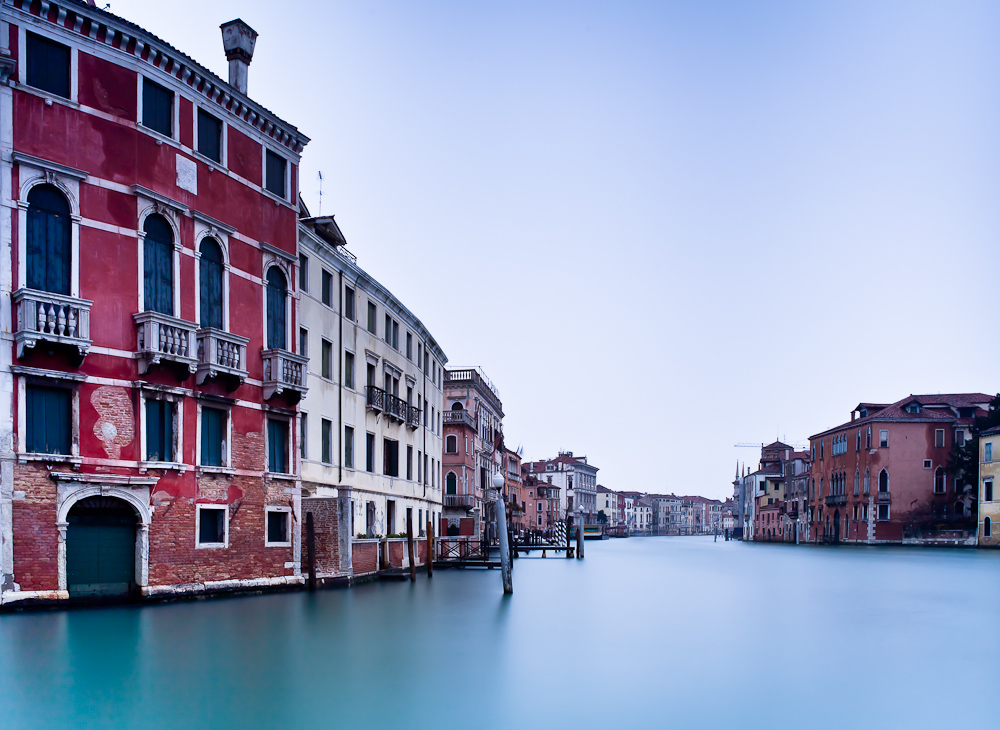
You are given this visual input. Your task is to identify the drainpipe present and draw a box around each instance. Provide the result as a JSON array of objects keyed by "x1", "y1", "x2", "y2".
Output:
[{"x1": 337, "y1": 270, "x2": 343, "y2": 484}]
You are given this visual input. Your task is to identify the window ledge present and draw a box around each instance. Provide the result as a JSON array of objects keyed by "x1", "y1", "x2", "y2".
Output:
[
  {"x1": 261, "y1": 187, "x2": 291, "y2": 208},
  {"x1": 264, "y1": 541, "x2": 292, "y2": 548},
  {"x1": 17, "y1": 453, "x2": 82, "y2": 466},
  {"x1": 139, "y1": 461, "x2": 189, "y2": 474},
  {"x1": 190, "y1": 148, "x2": 225, "y2": 171},
  {"x1": 197, "y1": 466, "x2": 235, "y2": 477},
  {"x1": 196, "y1": 543, "x2": 228, "y2": 549},
  {"x1": 266, "y1": 472, "x2": 298, "y2": 481}
]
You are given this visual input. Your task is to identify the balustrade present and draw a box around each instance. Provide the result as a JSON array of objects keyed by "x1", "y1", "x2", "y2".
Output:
[
  {"x1": 196, "y1": 328, "x2": 249, "y2": 387},
  {"x1": 262, "y1": 348, "x2": 308, "y2": 401},
  {"x1": 13, "y1": 288, "x2": 93, "y2": 360},
  {"x1": 133, "y1": 311, "x2": 198, "y2": 375}
]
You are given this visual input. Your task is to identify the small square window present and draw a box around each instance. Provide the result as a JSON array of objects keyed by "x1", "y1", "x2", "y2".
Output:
[
  {"x1": 265, "y1": 150, "x2": 286, "y2": 198},
  {"x1": 197, "y1": 108, "x2": 222, "y2": 162},
  {"x1": 26, "y1": 32, "x2": 70, "y2": 99},
  {"x1": 322, "y1": 270, "x2": 333, "y2": 307},
  {"x1": 197, "y1": 506, "x2": 227, "y2": 547},
  {"x1": 877, "y1": 504, "x2": 890, "y2": 521},
  {"x1": 266, "y1": 509, "x2": 290, "y2": 545},
  {"x1": 142, "y1": 78, "x2": 173, "y2": 137},
  {"x1": 923, "y1": 459, "x2": 932, "y2": 469}
]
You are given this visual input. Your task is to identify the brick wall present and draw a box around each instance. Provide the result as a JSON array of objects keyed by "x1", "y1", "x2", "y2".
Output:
[
  {"x1": 352, "y1": 541, "x2": 378, "y2": 575},
  {"x1": 301, "y1": 498, "x2": 341, "y2": 576},
  {"x1": 11, "y1": 463, "x2": 60, "y2": 591}
]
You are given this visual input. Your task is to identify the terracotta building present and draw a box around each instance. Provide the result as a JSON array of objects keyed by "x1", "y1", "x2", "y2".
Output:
[
  {"x1": 806, "y1": 394, "x2": 989, "y2": 545},
  {"x1": 979, "y1": 425, "x2": 999, "y2": 547},
  {"x1": 0, "y1": 3, "x2": 311, "y2": 605},
  {"x1": 523, "y1": 472, "x2": 560, "y2": 535}
]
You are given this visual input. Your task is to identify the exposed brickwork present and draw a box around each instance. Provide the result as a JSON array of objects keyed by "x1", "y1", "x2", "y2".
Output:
[
  {"x1": 90, "y1": 385, "x2": 134, "y2": 459},
  {"x1": 301, "y1": 498, "x2": 340, "y2": 575},
  {"x1": 11, "y1": 463, "x2": 61, "y2": 591},
  {"x1": 353, "y1": 541, "x2": 378, "y2": 574}
]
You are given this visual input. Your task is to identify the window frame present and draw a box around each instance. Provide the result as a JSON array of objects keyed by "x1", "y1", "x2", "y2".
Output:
[
  {"x1": 264, "y1": 506, "x2": 292, "y2": 547},
  {"x1": 367, "y1": 301, "x2": 377, "y2": 335},
  {"x1": 344, "y1": 286, "x2": 356, "y2": 321},
  {"x1": 266, "y1": 416, "x2": 291, "y2": 475},
  {"x1": 139, "y1": 388, "x2": 184, "y2": 469},
  {"x1": 344, "y1": 350, "x2": 355, "y2": 390},
  {"x1": 195, "y1": 106, "x2": 226, "y2": 166},
  {"x1": 263, "y1": 147, "x2": 289, "y2": 201},
  {"x1": 196, "y1": 504, "x2": 229, "y2": 549},
  {"x1": 23, "y1": 381, "x2": 75, "y2": 457},
  {"x1": 139, "y1": 75, "x2": 176, "y2": 140},
  {"x1": 21, "y1": 29, "x2": 76, "y2": 102},
  {"x1": 197, "y1": 402, "x2": 231, "y2": 470},
  {"x1": 320, "y1": 338, "x2": 333, "y2": 380},
  {"x1": 879, "y1": 430, "x2": 889, "y2": 449},
  {"x1": 344, "y1": 425, "x2": 355, "y2": 469},
  {"x1": 321, "y1": 269, "x2": 334, "y2": 307},
  {"x1": 321, "y1": 418, "x2": 333, "y2": 464},
  {"x1": 137, "y1": 203, "x2": 183, "y2": 317},
  {"x1": 934, "y1": 429, "x2": 945, "y2": 448},
  {"x1": 194, "y1": 232, "x2": 230, "y2": 331}
]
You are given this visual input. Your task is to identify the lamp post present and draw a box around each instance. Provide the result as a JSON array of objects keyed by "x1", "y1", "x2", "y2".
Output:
[{"x1": 492, "y1": 472, "x2": 512, "y2": 595}]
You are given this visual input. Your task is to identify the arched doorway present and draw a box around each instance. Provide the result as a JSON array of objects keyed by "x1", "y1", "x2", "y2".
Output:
[
  {"x1": 833, "y1": 509, "x2": 841, "y2": 543},
  {"x1": 66, "y1": 496, "x2": 139, "y2": 597}
]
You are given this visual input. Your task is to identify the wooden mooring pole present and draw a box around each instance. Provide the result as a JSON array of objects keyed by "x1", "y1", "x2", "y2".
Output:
[
  {"x1": 426, "y1": 519, "x2": 434, "y2": 578},
  {"x1": 576, "y1": 511, "x2": 584, "y2": 560},
  {"x1": 407, "y1": 511, "x2": 416, "y2": 583},
  {"x1": 306, "y1": 511, "x2": 317, "y2": 592}
]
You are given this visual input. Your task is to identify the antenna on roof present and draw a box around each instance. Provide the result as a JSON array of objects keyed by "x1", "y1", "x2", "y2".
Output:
[{"x1": 317, "y1": 171, "x2": 323, "y2": 216}]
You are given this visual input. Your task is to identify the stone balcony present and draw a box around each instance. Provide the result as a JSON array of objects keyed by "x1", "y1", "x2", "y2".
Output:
[
  {"x1": 877, "y1": 490, "x2": 891, "y2": 503},
  {"x1": 262, "y1": 348, "x2": 308, "y2": 401},
  {"x1": 13, "y1": 288, "x2": 93, "y2": 362},
  {"x1": 443, "y1": 409, "x2": 477, "y2": 430},
  {"x1": 133, "y1": 311, "x2": 198, "y2": 376},
  {"x1": 196, "y1": 328, "x2": 249, "y2": 388},
  {"x1": 444, "y1": 494, "x2": 477, "y2": 510},
  {"x1": 825, "y1": 494, "x2": 848, "y2": 507}
]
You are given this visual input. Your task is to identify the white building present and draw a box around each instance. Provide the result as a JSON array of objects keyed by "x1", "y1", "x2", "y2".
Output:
[
  {"x1": 596, "y1": 485, "x2": 618, "y2": 526},
  {"x1": 524, "y1": 451, "x2": 599, "y2": 523},
  {"x1": 297, "y1": 211, "x2": 446, "y2": 545}
]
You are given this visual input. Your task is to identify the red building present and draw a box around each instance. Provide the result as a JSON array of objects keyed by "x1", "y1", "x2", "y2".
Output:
[
  {"x1": 0, "y1": 3, "x2": 309, "y2": 606},
  {"x1": 805, "y1": 394, "x2": 989, "y2": 545}
]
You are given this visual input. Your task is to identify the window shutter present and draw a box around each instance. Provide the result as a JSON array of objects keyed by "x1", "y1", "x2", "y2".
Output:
[
  {"x1": 199, "y1": 240, "x2": 224, "y2": 329},
  {"x1": 265, "y1": 268, "x2": 287, "y2": 350},
  {"x1": 143, "y1": 216, "x2": 174, "y2": 315}
]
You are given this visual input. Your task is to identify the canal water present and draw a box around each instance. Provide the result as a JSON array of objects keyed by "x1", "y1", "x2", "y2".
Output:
[{"x1": 2, "y1": 537, "x2": 998, "y2": 729}]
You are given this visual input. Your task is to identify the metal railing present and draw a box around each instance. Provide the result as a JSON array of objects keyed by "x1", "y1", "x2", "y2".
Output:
[
  {"x1": 196, "y1": 327, "x2": 249, "y2": 386},
  {"x1": 13, "y1": 288, "x2": 93, "y2": 360},
  {"x1": 133, "y1": 310, "x2": 198, "y2": 375},
  {"x1": 406, "y1": 404, "x2": 421, "y2": 429},
  {"x1": 444, "y1": 494, "x2": 476, "y2": 509},
  {"x1": 443, "y1": 409, "x2": 477, "y2": 429},
  {"x1": 262, "y1": 348, "x2": 308, "y2": 400},
  {"x1": 366, "y1": 385, "x2": 385, "y2": 412},
  {"x1": 385, "y1": 392, "x2": 408, "y2": 422},
  {"x1": 437, "y1": 538, "x2": 489, "y2": 561}
]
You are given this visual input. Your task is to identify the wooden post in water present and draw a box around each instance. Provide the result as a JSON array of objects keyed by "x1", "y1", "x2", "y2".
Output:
[
  {"x1": 492, "y1": 473, "x2": 513, "y2": 595},
  {"x1": 565, "y1": 515, "x2": 573, "y2": 558},
  {"x1": 426, "y1": 519, "x2": 433, "y2": 578},
  {"x1": 407, "y1": 511, "x2": 416, "y2": 583},
  {"x1": 576, "y1": 509, "x2": 584, "y2": 559},
  {"x1": 306, "y1": 511, "x2": 317, "y2": 592}
]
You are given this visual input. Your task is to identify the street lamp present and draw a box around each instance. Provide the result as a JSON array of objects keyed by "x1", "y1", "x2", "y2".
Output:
[{"x1": 491, "y1": 472, "x2": 512, "y2": 594}]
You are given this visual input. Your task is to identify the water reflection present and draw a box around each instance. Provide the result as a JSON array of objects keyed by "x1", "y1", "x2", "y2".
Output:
[{"x1": 2, "y1": 538, "x2": 998, "y2": 729}]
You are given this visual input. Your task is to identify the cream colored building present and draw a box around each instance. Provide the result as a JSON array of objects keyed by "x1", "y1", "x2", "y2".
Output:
[
  {"x1": 979, "y1": 425, "x2": 999, "y2": 547},
  {"x1": 297, "y1": 211, "x2": 445, "y2": 543}
]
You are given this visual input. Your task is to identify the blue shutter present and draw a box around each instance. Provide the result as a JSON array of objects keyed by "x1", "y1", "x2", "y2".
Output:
[
  {"x1": 199, "y1": 239, "x2": 224, "y2": 329},
  {"x1": 268, "y1": 419, "x2": 287, "y2": 473},
  {"x1": 201, "y1": 408, "x2": 224, "y2": 466},
  {"x1": 26, "y1": 185, "x2": 71, "y2": 295},
  {"x1": 143, "y1": 216, "x2": 173, "y2": 315},
  {"x1": 27, "y1": 385, "x2": 71, "y2": 454},
  {"x1": 265, "y1": 268, "x2": 287, "y2": 350}
]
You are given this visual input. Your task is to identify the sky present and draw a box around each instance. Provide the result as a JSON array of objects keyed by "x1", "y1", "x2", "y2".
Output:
[{"x1": 114, "y1": 0, "x2": 1000, "y2": 500}]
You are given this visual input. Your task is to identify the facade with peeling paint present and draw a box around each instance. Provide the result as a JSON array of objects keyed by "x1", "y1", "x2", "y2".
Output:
[{"x1": 0, "y1": 1, "x2": 311, "y2": 605}]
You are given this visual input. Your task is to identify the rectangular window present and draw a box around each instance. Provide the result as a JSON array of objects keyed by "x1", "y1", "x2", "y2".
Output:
[
  {"x1": 299, "y1": 328, "x2": 308, "y2": 359},
  {"x1": 321, "y1": 270, "x2": 333, "y2": 307},
  {"x1": 392, "y1": 321, "x2": 399, "y2": 350},
  {"x1": 986, "y1": 442, "x2": 993, "y2": 462},
  {"x1": 934, "y1": 429, "x2": 945, "y2": 448},
  {"x1": 407, "y1": 445, "x2": 413, "y2": 480},
  {"x1": 300, "y1": 413, "x2": 307, "y2": 459},
  {"x1": 321, "y1": 418, "x2": 332, "y2": 464},
  {"x1": 145, "y1": 399, "x2": 175, "y2": 462},
  {"x1": 383, "y1": 438, "x2": 399, "y2": 477},
  {"x1": 877, "y1": 504, "x2": 890, "y2": 520},
  {"x1": 923, "y1": 459, "x2": 932, "y2": 469},
  {"x1": 197, "y1": 108, "x2": 222, "y2": 162},
  {"x1": 267, "y1": 419, "x2": 289, "y2": 473},
  {"x1": 26, "y1": 32, "x2": 71, "y2": 99},
  {"x1": 298, "y1": 254, "x2": 309, "y2": 291},
  {"x1": 197, "y1": 506, "x2": 226, "y2": 547},
  {"x1": 265, "y1": 150, "x2": 286, "y2": 198},
  {"x1": 385, "y1": 314, "x2": 391, "y2": 345},
  {"x1": 25, "y1": 384, "x2": 71, "y2": 455},
  {"x1": 266, "y1": 510, "x2": 290, "y2": 545},
  {"x1": 344, "y1": 286, "x2": 355, "y2": 320},
  {"x1": 406, "y1": 333, "x2": 413, "y2": 360},
  {"x1": 985, "y1": 480, "x2": 994, "y2": 503},
  {"x1": 880, "y1": 430, "x2": 889, "y2": 448},
  {"x1": 366, "y1": 432, "x2": 375, "y2": 472},
  {"x1": 321, "y1": 339, "x2": 332, "y2": 379},
  {"x1": 344, "y1": 426, "x2": 354, "y2": 469},
  {"x1": 367, "y1": 302, "x2": 377, "y2": 334},
  {"x1": 344, "y1": 352, "x2": 355, "y2": 389},
  {"x1": 956, "y1": 430, "x2": 966, "y2": 447},
  {"x1": 200, "y1": 407, "x2": 226, "y2": 467},
  {"x1": 142, "y1": 78, "x2": 173, "y2": 137},
  {"x1": 866, "y1": 427, "x2": 872, "y2": 449},
  {"x1": 418, "y1": 344, "x2": 423, "y2": 369}
]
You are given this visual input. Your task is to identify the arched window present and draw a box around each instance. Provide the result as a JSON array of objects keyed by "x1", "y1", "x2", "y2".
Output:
[
  {"x1": 451, "y1": 401, "x2": 463, "y2": 411},
  {"x1": 934, "y1": 467, "x2": 945, "y2": 494},
  {"x1": 445, "y1": 472, "x2": 457, "y2": 495},
  {"x1": 265, "y1": 267, "x2": 287, "y2": 349},
  {"x1": 27, "y1": 184, "x2": 71, "y2": 295},
  {"x1": 143, "y1": 214, "x2": 174, "y2": 315},
  {"x1": 985, "y1": 517, "x2": 992, "y2": 538},
  {"x1": 446, "y1": 435, "x2": 457, "y2": 454},
  {"x1": 879, "y1": 469, "x2": 889, "y2": 493},
  {"x1": 819, "y1": 478, "x2": 824, "y2": 497},
  {"x1": 864, "y1": 467, "x2": 870, "y2": 495},
  {"x1": 199, "y1": 238, "x2": 224, "y2": 329},
  {"x1": 854, "y1": 469, "x2": 860, "y2": 496}
]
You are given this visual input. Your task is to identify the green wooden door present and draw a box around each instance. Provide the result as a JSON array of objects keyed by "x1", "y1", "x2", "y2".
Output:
[{"x1": 66, "y1": 497, "x2": 137, "y2": 597}]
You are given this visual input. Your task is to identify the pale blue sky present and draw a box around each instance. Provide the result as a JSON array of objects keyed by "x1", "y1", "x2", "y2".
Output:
[{"x1": 118, "y1": 0, "x2": 1000, "y2": 499}]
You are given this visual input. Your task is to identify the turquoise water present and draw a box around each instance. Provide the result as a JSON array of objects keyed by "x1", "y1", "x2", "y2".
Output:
[{"x1": 2, "y1": 537, "x2": 998, "y2": 729}]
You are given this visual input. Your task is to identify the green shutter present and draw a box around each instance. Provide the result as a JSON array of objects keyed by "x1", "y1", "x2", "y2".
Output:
[
  {"x1": 201, "y1": 408, "x2": 224, "y2": 467},
  {"x1": 143, "y1": 216, "x2": 174, "y2": 315},
  {"x1": 26, "y1": 385, "x2": 71, "y2": 455},
  {"x1": 265, "y1": 268, "x2": 287, "y2": 350},
  {"x1": 199, "y1": 240, "x2": 224, "y2": 329}
]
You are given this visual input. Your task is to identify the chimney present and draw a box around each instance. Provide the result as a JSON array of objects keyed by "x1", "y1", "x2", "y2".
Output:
[{"x1": 220, "y1": 19, "x2": 258, "y2": 95}]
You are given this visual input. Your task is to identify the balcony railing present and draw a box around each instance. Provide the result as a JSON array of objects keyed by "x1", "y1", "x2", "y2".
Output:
[
  {"x1": 196, "y1": 328, "x2": 249, "y2": 387},
  {"x1": 385, "y1": 392, "x2": 408, "y2": 422},
  {"x1": 443, "y1": 409, "x2": 477, "y2": 430},
  {"x1": 444, "y1": 494, "x2": 477, "y2": 510},
  {"x1": 406, "y1": 404, "x2": 421, "y2": 429},
  {"x1": 133, "y1": 311, "x2": 198, "y2": 375},
  {"x1": 262, "y1": 348, "x2": 308, "y2": 401},
  {"x1": 366, "y1": 385, "x2": 385, "y2": 413},
  {"x1": 877, "y1": 490, "x2": 891, "y2": 503},
  {"x1": 825, "y1": 494, "x2": 848, "y2": 506},
  {"x1": 13, "y1": 288, "x2": 94, "y2": 361}
]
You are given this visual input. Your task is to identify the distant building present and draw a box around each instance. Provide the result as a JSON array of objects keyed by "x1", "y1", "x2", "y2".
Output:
[
  {"x1": 634, "y1": 498, "x2": 653, "y2": 534},
  {"x1": 524, "y1": 451, "x2": 599, "y2": 524},
  {"x1": 523, "y1": 473, "x2": 560, "y2": 534},
  {"x1": 806, "y1": 394, "x2": 989, "y2": 545},
  {"x1": 596, "y1": 485, "x2": 618, "y2": 526},
  {"x1": 979, "y1": 425, "x2": 999, "y2": 547},
  {"x1": 650, "y1": 494, "x2": 682, "y2": 535}
]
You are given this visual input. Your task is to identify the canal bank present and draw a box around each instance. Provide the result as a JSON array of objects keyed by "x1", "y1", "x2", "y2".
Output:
[{"x1": 2, "y1": 536, "x2": 999, "y2": 730}]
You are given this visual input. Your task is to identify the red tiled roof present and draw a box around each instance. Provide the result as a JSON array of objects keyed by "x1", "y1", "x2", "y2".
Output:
[{"x1": 811, "y1": 393, "x2": 991, "y2": 440}]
